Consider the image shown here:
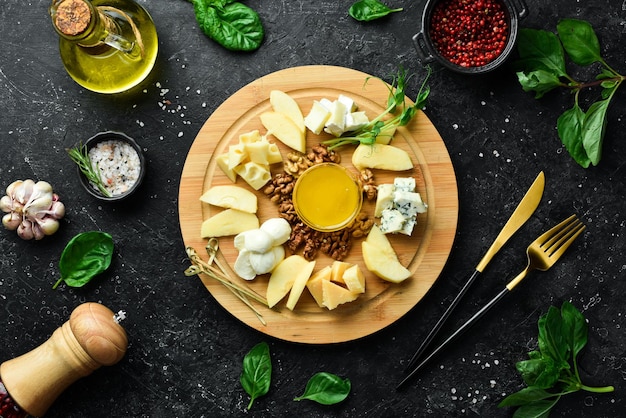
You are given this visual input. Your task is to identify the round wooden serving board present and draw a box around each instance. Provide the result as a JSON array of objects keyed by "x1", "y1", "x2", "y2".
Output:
[{"x1": 179, "y1": 65, "x2": 458, "y2": 344}]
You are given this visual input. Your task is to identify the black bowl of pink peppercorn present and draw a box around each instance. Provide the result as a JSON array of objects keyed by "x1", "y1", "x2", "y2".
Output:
[{"x1": 413, "y1": 0, "x2": 527, "y2": 74}]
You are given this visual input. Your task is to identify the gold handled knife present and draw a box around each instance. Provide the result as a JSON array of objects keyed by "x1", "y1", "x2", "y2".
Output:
[{"x1": 403, "y1": 171, "x2": 545, "y2": 372}]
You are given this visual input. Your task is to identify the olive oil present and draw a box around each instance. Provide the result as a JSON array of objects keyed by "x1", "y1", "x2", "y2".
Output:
[
  {"x1": 50, "y1": 0, "x2": 158, "y2": 94},
  {"x1": 293, "y1": 163, "x2": 362, "y2": 232}
]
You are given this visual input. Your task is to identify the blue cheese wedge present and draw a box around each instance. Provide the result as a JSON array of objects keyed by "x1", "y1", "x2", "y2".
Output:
[
  {"x1": 393, "y1": 190, "x2": 428, "y2": 218},
  {"x1": 400, "y1": 216, "x2": 417, "y2": 236},
  {"x1": 375, "y1": 177, "x2": 427, "y2": 236},
  {"x1": 380, "y1": 209, "x2": 406, "y2": 234},
  {"x1": 393, "y1": 177, "x2": 416, "y2": 192}
]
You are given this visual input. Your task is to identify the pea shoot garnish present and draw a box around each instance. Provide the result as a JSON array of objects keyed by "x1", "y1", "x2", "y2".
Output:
[{"x1": 322, "y1": 66, "x2": 431, "y2": 150}]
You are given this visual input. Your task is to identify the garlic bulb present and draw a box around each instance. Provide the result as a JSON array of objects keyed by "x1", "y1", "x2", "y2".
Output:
[{"x1": 0, "y1": 179, "x2": 66, "y2": 240}]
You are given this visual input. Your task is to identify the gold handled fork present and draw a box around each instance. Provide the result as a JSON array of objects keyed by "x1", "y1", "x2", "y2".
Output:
[{"x1": 397, "y1": 215, "x2": 586, "y2": 389}]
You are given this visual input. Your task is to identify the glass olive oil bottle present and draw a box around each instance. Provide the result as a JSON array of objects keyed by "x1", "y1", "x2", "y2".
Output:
[{"x1": 49, "y1": 0, "x2": 158, "y2": 94}]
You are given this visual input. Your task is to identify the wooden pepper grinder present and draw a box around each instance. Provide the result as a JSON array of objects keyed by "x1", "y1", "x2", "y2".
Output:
[{"x1": 0, "y1": 302, "x2": 128, "y2": 417}]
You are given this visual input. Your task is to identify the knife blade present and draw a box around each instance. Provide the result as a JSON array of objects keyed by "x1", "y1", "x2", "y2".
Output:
[{"x1": 403, "y1": 171, "x2": 545, "y2": 372}]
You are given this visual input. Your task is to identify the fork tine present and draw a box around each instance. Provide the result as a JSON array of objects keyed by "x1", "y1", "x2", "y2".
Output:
[
  {"x1": 536, "y1": 214, "x2": 576, "y2": 246},
  {"x1": 537, "y1": 215, "x2": 582, "y2": 254},
  {"x1": 549, "y1": 221, "x2": 585, "y2": 259},
  {"x1": 540, "y1": 215, "x2": 583, "y2": 254}
]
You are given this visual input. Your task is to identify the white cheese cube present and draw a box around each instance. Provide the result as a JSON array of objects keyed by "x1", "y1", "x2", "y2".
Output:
[
  {"x1": 374, "y1": 183, "x2": 395, "y2": 217},
  {"x1": 319, "y1": 98, "x2": 334, "y2": 111},
  {"x1": 393, "y1": 177, "x2": 416, "y2": 192},
  {"x1": 393, "y1": 191, "x2": 428, "y2": 218},
  {"x1": 379, "y1": 208, "x2": 405, "y2": 234},
  {"x1": 345, "y1": 111, "x2": 369, "y2": 132},
  {"x1": 338, "y1": 94, "x2": 357, "y2": 112},
  {"x1": 324, "y1": 100, "x2": 348, "y2": 137},
  {"x1": 304, "y1": 101, "x2": 331, "y2": 135}
]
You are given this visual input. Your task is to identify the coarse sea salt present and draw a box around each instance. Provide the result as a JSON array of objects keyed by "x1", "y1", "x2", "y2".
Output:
[{"x1": 89, "y1": 139, "x2": 141, "y2": 196}]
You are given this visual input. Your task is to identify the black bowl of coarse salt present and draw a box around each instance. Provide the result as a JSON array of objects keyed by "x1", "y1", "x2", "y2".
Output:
[
  {"x1": 413, "y1": 0, "x2": 528, "y2": 74},
  {"x1": 73, "y1": 131, "x2": 146, "y2": 202}
]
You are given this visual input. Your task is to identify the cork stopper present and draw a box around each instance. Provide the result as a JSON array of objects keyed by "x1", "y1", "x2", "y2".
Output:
[
  {"x1": 53, "y1": 0, "x2": 92, "y2": 36},
  {"x1": 0, "y1": 302, "x2": 128, "y2": 417}
]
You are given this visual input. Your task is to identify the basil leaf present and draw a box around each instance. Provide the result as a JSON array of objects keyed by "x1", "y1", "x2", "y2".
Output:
[
  {"x1": 513, "y1": 397, "x2": 560, "y2": 418},
  {"x1": 54, "y1": 231, "x2": 114, "y2": 289},
  {"x1": 498, "y1": 386, "x2": 557, "y2": 408},
  {"x1": 349, "y1": 0, "x2": 402, "y2": 22},
  {"x1": 538, "y1": 307, "x2": 570, "y2": 370},
  {"x1": 240, "y1": 342, "x2": 271, "y2": 410},
  {"x1": 557, "y1": 19, "x2": 602, "y2": 66},
  {"x1": 516, "y1": 357, "x2": 556, "y2": 389},
  {"x1": 191, "y1": 0, "x2": 264, "y2": 51},
  {"x1": 294, "y1": 372, "x2": 351, "y2": 405},
  {"x1": 516, "y1": 70, "x2": 563, "y2": 99},
  {"x1": 581, "y1": 98, "x2": 610, "y2": 166},
  {"x1": 560, "y1": 301, "x2": 588, "y2": 359},
  {"x1": 515, "y1": 29, "x2": 567, "y2": 77},
  {"x1": 557, "y1": 104, "x2": 590, "y2": 168}
]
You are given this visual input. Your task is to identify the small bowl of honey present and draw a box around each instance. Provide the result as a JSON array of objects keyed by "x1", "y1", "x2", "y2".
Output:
[{"x1": 293, "y1": 163, "x2": 363, "y2": 232}]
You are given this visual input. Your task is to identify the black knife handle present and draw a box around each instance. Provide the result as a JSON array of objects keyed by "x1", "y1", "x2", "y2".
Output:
[{"x1": 405, "y1": 269, "x2": 481, "y2": 371}]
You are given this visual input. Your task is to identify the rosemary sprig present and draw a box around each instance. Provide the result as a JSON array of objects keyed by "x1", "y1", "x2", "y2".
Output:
[
  {"x1": 67, "y1": 143, "x2": 111, "y2": 197},
  {"x1": 322, "y1": 65, "x2": 432, "y2": 150}
]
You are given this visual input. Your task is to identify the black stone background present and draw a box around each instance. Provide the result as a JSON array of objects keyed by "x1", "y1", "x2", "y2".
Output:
[{"x1": 1, "y1": 0, "x2": 625, "y2": 417}]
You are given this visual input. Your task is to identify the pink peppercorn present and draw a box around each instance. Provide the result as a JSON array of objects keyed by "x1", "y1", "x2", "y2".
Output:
[{"x1": 429, "y1": 0, "x2": 509, "y2": 68}]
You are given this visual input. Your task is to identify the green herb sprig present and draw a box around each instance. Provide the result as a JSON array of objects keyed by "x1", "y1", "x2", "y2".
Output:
[
  {"x1": 53, "y1": 231, "x2": 114, "y2": 289},
  {"x1": 322, "y1": 65, "x2": 431, "y2": 150},
  {"x1": 186, "y1": 0, "x2": 264, "y2": 51},
  {"x1": 499, "y1": 301, "x2": 614, "y2": 417},
  {"x1": 67, "y1": 143, "x2": 111, "y2": 197},
  {"x1": 515, "y1": 19, "x2": 624, "y2": 168},
  {"x1": 349, "y1": 0, "x2": 402, "y2": 22}
]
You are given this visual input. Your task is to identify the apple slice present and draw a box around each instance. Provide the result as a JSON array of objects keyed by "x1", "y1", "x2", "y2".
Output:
[
  {"x1": 267, "y1": 255, "x2": 314, "y2": 308},
  {"x1": 362, "y1": 225, "x2": 411, "y2": 283},
  {"x1": 200, "y1": 209, "x2": 259, "y2": 238},
  {"x1": 260, "y1": 111, "x2": 306, "y2": 153},
  {"x1": 270, "y1": 90, "x2": 305, "y2": 133},
  {"x1": 285, "y1": 259, "x2": 317, "y2": 311},
  {"x1": 352, "y1": 143, "x2": 413, "y2": 171},
  {"x1": 200, "y1": 185, "x2": 257, "y2": 213}
]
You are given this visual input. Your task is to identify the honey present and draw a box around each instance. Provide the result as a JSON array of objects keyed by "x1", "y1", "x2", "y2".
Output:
[{"x1": 293, "y1": 163, "x2": 362, "y2": 232}]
